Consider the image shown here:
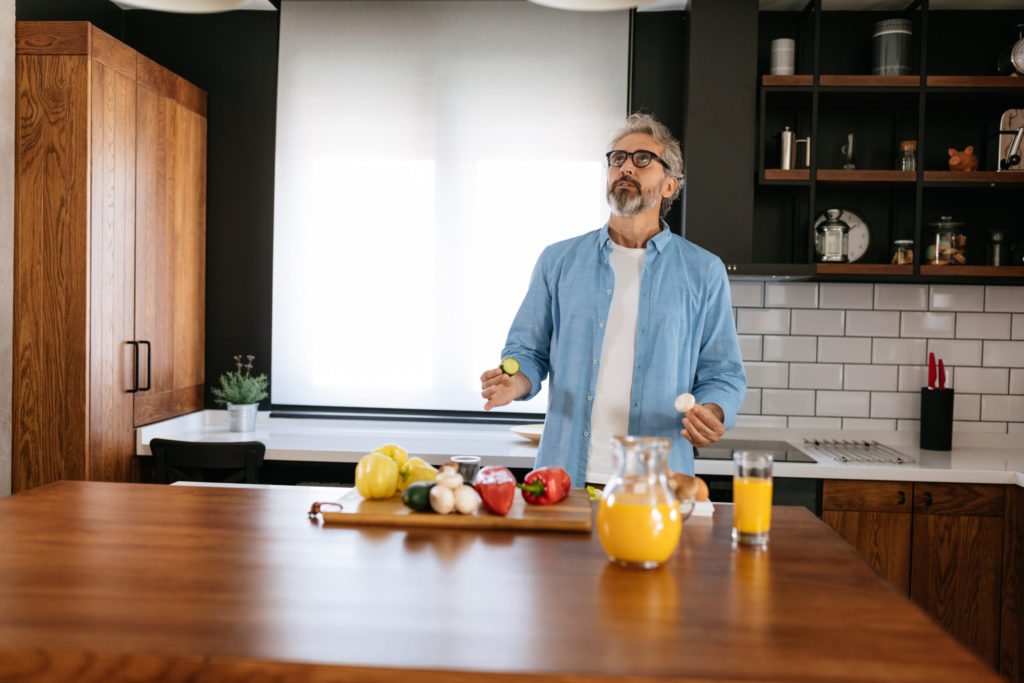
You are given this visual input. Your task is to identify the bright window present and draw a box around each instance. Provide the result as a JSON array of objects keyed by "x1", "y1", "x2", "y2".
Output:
[{"x1": 272, "y1": 0, "x2": 628, "y2": 414}]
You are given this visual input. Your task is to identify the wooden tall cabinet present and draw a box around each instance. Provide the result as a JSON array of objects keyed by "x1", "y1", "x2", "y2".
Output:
[{"x1": 13, "y1": 22, "x2": 206, "y2": 492}]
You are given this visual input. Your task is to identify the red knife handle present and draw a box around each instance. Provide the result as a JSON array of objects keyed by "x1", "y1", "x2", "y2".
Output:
[
  {"x1": 928, "y1": 352, "x2": 936, "y2": 389},
  {"x1": 938, "y1": 359, "x2": 946, "y2": 390}
]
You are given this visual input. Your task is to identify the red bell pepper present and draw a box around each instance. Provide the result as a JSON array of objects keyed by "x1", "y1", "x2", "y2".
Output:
[
  {"x1": 517, "y1": 466, "x2": 571, "y2": 505},
  {"x1": 474, "y1": 466, "x2": 517, "y2": 516}
]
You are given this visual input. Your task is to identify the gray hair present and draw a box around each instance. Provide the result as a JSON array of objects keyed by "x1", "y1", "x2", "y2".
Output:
[{"x1": 609, "y1": 112, "x2": 684, "y2": 218}]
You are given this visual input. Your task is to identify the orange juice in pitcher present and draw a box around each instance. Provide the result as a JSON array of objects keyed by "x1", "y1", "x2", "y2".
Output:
[{"x1": 597, "y1": 436, "x2": 682, "y2": 569}]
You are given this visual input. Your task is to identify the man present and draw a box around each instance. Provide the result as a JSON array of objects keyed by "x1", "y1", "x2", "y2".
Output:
[{"x1": 480, "y1": 113, "x2": 746, "y2": 486}]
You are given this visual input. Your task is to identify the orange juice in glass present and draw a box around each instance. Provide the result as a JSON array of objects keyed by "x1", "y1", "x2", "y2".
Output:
[
  {"x1": 597, "y1": 436, "x2": 682, "y2": 569},
  {"x1": 732, "y1": 451, "x2": 773, "y2": 547}
]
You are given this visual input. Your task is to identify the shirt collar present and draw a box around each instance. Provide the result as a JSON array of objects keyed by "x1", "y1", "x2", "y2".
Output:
[{"x1": 600, "y1": 220, "x2": 673, "y2": 253}]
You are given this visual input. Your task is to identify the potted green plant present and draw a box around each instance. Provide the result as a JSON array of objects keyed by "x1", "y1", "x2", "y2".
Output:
[{"x1": 211, "y1": 355, "x2": 269, "y2": 432}]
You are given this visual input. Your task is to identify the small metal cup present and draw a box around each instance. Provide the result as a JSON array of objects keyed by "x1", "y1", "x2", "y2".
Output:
[{"x1": 451, "y1": 456, "x2": 481, "y2": 484}]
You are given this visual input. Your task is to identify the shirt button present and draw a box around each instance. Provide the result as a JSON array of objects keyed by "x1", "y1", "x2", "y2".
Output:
[
  {"x1": 587, "y1": 396, "x2": 593, "y2": 401},
  {"x1": 606, "y1": 289, "x2": 612, "y2": 294},
  {"x1": 584, "y1": 431, "x2": 589, "y2": 437},
  {"x1": 599, "y1": 323, "x2": 605, "y2": 328},
  {"x1": 593, "y1": 359, "x2": 598, "y2": 364}
]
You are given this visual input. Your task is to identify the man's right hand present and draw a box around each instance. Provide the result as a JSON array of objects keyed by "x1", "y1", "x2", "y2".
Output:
[{"x1": 480, "y1": 368, "x2": 531, "y2": 411}]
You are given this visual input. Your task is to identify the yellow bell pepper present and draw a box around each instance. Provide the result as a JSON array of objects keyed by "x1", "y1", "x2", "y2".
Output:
[
  {"x1": 355, "y1": 453, "x2": 399, "y2": 499},
  {"x1": 372, "y1": 443, "x2": 409, "y2": 469},
  {"x1": 399, "y1": 457, "x2": 438, "y2": 490}
]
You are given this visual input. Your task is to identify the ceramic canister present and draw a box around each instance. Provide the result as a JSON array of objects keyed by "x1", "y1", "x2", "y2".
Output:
[{"x1": 872, "y1": 18, "x2": 912, "y2": 76}]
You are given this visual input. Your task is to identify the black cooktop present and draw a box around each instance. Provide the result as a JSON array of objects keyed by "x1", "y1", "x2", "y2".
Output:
[{"x1": 695, "y1": 439, "x2": 817, "y2": 463}]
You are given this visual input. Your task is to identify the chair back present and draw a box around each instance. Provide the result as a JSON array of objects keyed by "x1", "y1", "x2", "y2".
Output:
[{"x1": 150, "y1": 438, "x2": 266, "y2": 485}]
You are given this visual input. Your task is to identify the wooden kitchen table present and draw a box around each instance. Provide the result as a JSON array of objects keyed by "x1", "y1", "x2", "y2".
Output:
[{"x1": 0, "y1": 482, "x2": 1001, "y2": 682}]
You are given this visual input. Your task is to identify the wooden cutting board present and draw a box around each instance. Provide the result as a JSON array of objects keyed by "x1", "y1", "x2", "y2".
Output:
[{"x1": 316, "y1": 488, "x2": 593, "y2": 533}]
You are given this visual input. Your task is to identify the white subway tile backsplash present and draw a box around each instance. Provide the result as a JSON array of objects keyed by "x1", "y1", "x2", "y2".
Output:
[
  {"x1": 744, "y1": 362, "x2": 789, "y2": 388},
  {"x1": 819, "y1": 283, "x2": 873, "y2": 310},
  {"x1": 818, "y1": 336, "x2": 871, "y2": 363},
  {"x1": 954, "y1": 421, "x2": 1007, "y2": 434},
  {"x1": 846, "y1": 310, "x2": 899, "y2": 337},
  {"x1": 739, "y1": 388, "x2": 761, "y2": 415},
  {"x1": 873, "y1": 338, "x2": 927, "y2": 365},
  {"x1": 738, "y1": 335, "x2": 762, "y2": 362},
  {"x1": 788, "y1": 416, "x2": 842, "y2": 429},
  {"x1": 985, "y1": 286, "x2": 1024, "y2": 313},
  {"x1": 874, "y1": 284, "x2": 927, "y2": 311},
  {"x1": 789, "y1": 363, "x2": 843, "y2": 390},
  {"x1": 954, "y1": 367, "x2": 1008, "y2": 394},
  {"x1": 980, "y1": 395, "x2": 1024, "y2": 422},
  {"x1": 930, "y1": 284, "x2": 984, "y2": 311},
  {"x1": 736, "y1": 415, "x2": 788, "y2": 429},
  {"x1": 737, "y1": 308, "x2": 790, "y2": 335},
  {"x1": 761, "y1": 389, "x2": 815, "y2": 415},
  {"x1": 791, "y1": 309, "x2": 844, "y2": 336},
  {"x1": 927, "y1": 339, "x2": 983, "y2": 367},
  {"x1": 843, "y1": 364, "x2": 897, "y2": 391},
  {"x1": 982, "y1": 341, "x2": 1024, "y2": 367},
  {"x1": 871, "y1": 392, "x2": 920, "y2": 419},
  {"x1": 953, "y1": 393, "x2": 980, "y2": 420},
  {"x1": 897, "y1": 365, "x2": 955, "y2": 392},
  {"x1": 897, "y1": 419, "x2": 920, "y2": 431},
  {"x1": 816, "y1": 391, "x2": 870, "y2": 417},
  {"x1": 843, "y1": 418, "x2": 896, "y2": 431},
  {"x1": 956, "y1": 313, "x2": 1011, "y2": 340},
  {"x1": 730, "y1": 282, "x2": 764, "y2": 308},
  {"x1": 763, "y1": 335, "x2": 816, "y2": 362},
  {"x1": 722, "y1": 285, "x2": 1024, "y2": 434},
  {"x1": 901, "y1": 312, "x2": 955, "y2": 339},
  {"x1": 765, "y1": 282, "x2": 818, "y2": 308}
]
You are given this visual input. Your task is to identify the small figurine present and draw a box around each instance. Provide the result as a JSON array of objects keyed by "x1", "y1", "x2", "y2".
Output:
[{"x1": 948, "y1": 146, "x2": 978, "y2": 172}]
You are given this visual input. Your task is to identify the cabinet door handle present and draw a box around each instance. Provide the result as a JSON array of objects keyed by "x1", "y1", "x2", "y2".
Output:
[
  {"x1": 897, "y1": 490, "x2": 905, "y2": 505},
  {"x1": 923, "y1": 491, "x2": 933, "y2": 507},
  {"x1": 140, "y1": 340, "x2": 152, "y2": 391},
  {"x1": 127, "y1": 341, "x2": 139, "y2": 393}
]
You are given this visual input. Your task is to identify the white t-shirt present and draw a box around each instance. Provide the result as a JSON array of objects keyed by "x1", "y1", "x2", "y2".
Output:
[{"x1": 586, "y1": 241, "x2": 645, "y2": 484}]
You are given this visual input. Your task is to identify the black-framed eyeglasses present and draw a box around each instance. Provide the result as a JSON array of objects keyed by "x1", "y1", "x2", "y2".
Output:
[{"x1": 606, "y1": 149, "x2": 668, "y2": 169}]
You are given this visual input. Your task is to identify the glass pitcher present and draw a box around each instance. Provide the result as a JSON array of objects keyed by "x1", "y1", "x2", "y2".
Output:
[{"x1": 597, "y1": 436, "x2": 682, "y2": 569}]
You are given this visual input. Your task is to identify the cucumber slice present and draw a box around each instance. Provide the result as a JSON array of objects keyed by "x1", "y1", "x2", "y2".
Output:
[{"x1": 500, "y1": 357, "x2": 520, "y2": 376}]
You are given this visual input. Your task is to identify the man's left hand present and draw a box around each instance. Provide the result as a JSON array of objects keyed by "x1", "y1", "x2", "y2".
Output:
[{"x1": 680, "y1": 402, "x2": 726, "y2": 448}]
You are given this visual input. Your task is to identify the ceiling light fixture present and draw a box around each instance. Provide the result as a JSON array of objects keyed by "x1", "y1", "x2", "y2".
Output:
[
  {"x1": 527, "y1": 0, "x2": 666, "y2": 11},
  {"x1": 113, "y1": 0, "x2": 275, "y2": 13}
]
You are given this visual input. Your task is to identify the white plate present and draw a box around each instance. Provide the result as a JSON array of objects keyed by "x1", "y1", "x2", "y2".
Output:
[
  {"x1": 814, "y1": 209, "x2": 870, "y2": 263},
  {"x1": 510, "y1": 423, "x2": 544, "y2": 443}
]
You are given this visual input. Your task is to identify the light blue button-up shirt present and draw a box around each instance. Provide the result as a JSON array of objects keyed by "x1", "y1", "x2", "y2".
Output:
[{"x1": 501, "y1": 222, "x2": 746, "y2": 486}]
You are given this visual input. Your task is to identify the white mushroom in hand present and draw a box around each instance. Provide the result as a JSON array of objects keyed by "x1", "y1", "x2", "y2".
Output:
[{"x1": 674, "y1": 392, "x2": 696, "y2": 413}]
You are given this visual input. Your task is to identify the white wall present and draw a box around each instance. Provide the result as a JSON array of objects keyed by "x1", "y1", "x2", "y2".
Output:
[
  {"x1": 1, "y1": 0, "x2": 13, "y2": 497},
  {"x1": 731, "y1": 282, "x2": 1024, "y2": 434}
]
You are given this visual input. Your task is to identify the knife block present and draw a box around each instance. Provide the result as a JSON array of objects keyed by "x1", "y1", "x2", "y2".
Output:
[{"x1": 920, "y1": 388, "x2": 954, "y2": 451}]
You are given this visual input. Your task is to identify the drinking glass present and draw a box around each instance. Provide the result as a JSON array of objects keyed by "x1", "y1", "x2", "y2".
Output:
[{"x1": 732, "y1": 451, "x2": 773, "y2": 547}]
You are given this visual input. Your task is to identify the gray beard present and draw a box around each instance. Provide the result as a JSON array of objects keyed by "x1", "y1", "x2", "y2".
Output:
[{"x1": 608, "y1": 180, "x2": 660, "y2": 217}]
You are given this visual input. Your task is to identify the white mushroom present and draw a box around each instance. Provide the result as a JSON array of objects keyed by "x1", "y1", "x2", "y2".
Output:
[
  {"x1": 674, "y1": 392, "x2": 696, "y2": 413},
  {"x1": 429, "y1": 485, "x2": 455, "y2": 514},
  {"x1": 453, "y1": 485, "x2": 480, "y2": 514}
]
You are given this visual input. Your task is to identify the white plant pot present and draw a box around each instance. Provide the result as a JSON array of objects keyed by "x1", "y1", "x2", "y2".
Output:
[{"x1": 227, "y1": 402, "x2": 258, "y2": 432}]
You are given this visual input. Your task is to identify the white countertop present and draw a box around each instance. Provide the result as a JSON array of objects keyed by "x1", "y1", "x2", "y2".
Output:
[{"x1": 136, "y1": 411, "x2": 1024, "y2": 488}]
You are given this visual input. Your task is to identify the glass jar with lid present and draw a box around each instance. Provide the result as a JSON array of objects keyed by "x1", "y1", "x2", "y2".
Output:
[
  {"x1": 892, "y1": 239, "x2": 914, "y2": 265},
  {"x1": 926, "y1": 216, "x2": 967, "y2": 265},
  {"x1": 815, "y1": 208, "x2": 850, "y2": 262},
  {"x1": 897, "y1": 140, "x2": 917, "y2": 171}
]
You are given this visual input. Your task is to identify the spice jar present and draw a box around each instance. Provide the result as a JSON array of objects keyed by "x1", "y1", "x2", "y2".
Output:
[
  {"x1": 892, "y1": 239, "x2": 914, "y2": 265},
  {"x1": 926, "y1": 216, "x2": 967, "y2": 265},
  {"x1": 897, "y1": 140, "x2": 917, "y2": 171},
  {"x1": 988, "y1": 230, "x2": 1006, "y2": 266}
]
